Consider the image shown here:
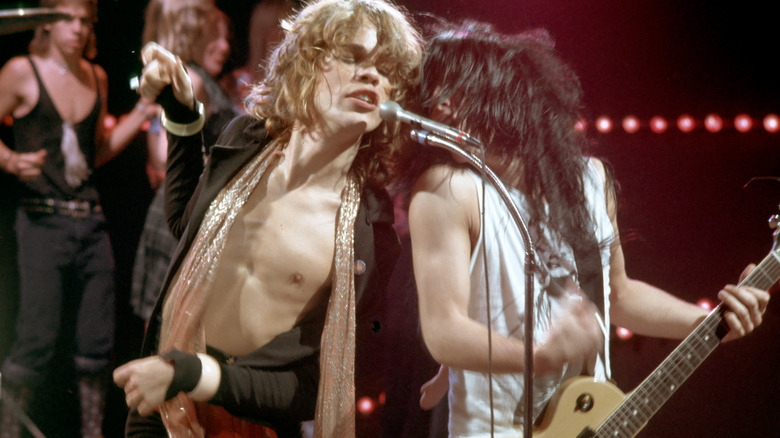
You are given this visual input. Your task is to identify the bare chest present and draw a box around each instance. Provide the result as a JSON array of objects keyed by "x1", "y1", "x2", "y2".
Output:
[
  {"x1": 21, "y1": 62, "x2": 97, "y2": 122},
  {"x1": 202, "y1": 182, "x2": 343, "y2": 354}
]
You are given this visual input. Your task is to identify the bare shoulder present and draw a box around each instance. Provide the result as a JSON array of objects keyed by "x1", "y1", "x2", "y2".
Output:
[
  {"x1": 588, "y1": 157, "x2": 607, "y2": 185},
  {"x1": 410, "y1": 164, "x2": 478, "y2": 234},
  {"x1": 413, "y1": 164, "x2": 476, "y2": 203},
  {"x1": 91, "y1": 62, "x2": 108, "y2": 87},
  {"x1": 0, "y1": 57, "x2": 36, "y2": 114},
  {"x1": 92, "y1": 62, "x2": 108, "y2": 80},
  {"x1": 0, "y1": 56, "x2": 34, "y2": 84}
]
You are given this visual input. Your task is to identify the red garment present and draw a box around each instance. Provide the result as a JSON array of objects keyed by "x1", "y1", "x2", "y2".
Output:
[{"x1": 195, "y1": 403, "x2": 278, "y2": 438}]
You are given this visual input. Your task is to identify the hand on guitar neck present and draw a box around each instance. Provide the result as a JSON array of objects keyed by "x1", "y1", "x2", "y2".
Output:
[
  {"x1": 717, "y1": 263, "x2": 771, "y2": 343},
  {"x1": 535, "y1": 214, "x2": 777, "y2": 438}
]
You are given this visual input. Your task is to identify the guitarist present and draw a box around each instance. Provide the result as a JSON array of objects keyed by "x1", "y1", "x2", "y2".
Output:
[{"x1": 406, "y1": 19, "x2": 770, "y2": 438}]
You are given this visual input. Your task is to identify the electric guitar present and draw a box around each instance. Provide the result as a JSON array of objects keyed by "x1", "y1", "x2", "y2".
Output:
[{"x1": 533, "y1": 212, "x2": 780, "y2": 438}]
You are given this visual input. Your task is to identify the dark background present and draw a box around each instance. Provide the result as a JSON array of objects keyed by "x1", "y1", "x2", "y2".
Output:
[{"x1": 2, "y1": 0, "x2": 779, "y2": 437}]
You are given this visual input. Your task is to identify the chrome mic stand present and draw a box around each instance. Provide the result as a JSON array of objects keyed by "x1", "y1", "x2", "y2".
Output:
[{"x1": 410, "y1": 129, "x2": 537, "y2": 438}]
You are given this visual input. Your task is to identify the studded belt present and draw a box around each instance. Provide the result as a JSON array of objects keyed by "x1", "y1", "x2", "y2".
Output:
[{"x1": 20, "y1": 198, "x2": 102, "y2": 219}]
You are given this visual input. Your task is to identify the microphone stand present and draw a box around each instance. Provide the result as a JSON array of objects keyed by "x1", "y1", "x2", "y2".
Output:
[{"x1": 411, "y1": 129, "x2": 537, "y2": 438}]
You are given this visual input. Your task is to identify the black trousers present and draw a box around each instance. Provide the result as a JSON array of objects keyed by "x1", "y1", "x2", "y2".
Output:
[{"x1": 1, "y1": 208, "x2": 115, "y2": 386}]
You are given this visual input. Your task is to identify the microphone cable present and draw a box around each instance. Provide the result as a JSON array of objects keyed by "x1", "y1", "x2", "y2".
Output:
[{"x1": 477, "y1": 141, "x2": 495, "y2": 438}]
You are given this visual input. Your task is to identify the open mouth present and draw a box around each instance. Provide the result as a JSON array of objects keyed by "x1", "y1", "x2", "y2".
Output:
[{"x1": 348, "y1": 90, "x2": 378, "y2": 107}]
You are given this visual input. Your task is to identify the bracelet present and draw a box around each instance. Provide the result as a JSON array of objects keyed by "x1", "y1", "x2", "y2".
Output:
[
  {"x1": 187, "y1": 353, "x2": 221, "y2": 401},
  {"x1": 162, "y1": 350, "x2": 201, "y2": 400},
  {"x1": 160, "y1": 101, "x2": 205, "y2": 137}
]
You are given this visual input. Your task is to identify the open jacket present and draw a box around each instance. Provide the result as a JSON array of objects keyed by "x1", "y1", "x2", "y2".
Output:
[{"x1": 126, "y1": 115, "x2": 400, "y2": 436}]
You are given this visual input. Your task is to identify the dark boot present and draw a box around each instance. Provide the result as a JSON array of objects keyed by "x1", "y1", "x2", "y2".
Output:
[{"x1": 78, "y1": 374, "x2": 106, "y2": 438}]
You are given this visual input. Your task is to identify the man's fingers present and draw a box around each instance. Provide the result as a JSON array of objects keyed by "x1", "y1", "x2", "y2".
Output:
[
  {"x1": 139, "y1": 44, "x2": 194, "y2": 108},
  {"x1": 140, "y1": 41, "x2": 160, "y2": 64},
  {"x1": 141, "y1": 42, "x2": 176, "y2": 67},
  {"x1": 718, "y1": 285, "x2": 769, "y2": 341},
  {"x1": 137, "y1": 401, "x2": 156, "y2": 417},
  {"x1": 738, "y1": 263, "x2": 757, "y2": 283},
  {"x1": 720, "y1": 287, "x2": 755, "y2": 334},
  {"x1": 113, "y1": 363, "x2": 132, "y2": 387},
  {"x1": 31, "y1": 149, "x2": 47, "y2": 161},
  {"x1": 140, "y1": 59, "x2": 171, "y2": 100}
]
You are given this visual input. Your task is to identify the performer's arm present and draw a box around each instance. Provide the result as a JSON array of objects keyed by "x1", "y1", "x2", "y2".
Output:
[
  {"x1": 409, "y1": 165, "x2": 602, "y2": 375},
  {"x1": 94, "y1": 64, "x2": 156, "y2": 168},
  {"x1": 0, "y1": 57, "x2": 47, "y2": 177},
  {"x1": 591, "y1": 158, "x2": 769, "y2": 341}
]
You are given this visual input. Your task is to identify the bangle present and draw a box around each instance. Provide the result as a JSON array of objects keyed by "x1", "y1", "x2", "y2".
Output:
[
  {"x1": 162, "y1": 350, "x2": 201, "y2": 400},
  {"x1": 160, "y1": 101, "x2": 205, "y2": 137},
  {"x1": 187, "y1": 353, "x2": 221, "y2": 401}
]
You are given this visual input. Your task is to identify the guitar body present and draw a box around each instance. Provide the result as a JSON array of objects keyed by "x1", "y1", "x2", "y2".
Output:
[
  {"x1": 533, "y1": 377, "x2": 642, "y2": 438},
  {"x1": 526, "y1": 214, "x2": 779, "y2": 438}
]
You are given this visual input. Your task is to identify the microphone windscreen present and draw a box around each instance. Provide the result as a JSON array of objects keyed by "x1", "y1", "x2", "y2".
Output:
[{"x1": 379, "y1": 100, "x2": 401, "y2": 122}]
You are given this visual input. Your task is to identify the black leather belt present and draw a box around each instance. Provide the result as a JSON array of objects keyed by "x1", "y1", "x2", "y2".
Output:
[{"x1": 20, "y1": 198, "x2": 101, "y2": 219}]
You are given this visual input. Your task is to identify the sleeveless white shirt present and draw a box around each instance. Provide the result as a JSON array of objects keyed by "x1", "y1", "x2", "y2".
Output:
[{"x1": 448, "y1": 161, "x2": 614, "y2": 437}]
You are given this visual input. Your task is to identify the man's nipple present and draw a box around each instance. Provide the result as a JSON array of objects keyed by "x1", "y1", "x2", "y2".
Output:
[{"x1": 290, "y1": 272, "x2": 304, "y2": 284}]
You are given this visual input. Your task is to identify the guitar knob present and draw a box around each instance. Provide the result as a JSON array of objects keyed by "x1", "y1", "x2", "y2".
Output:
[
  {"x1": 576, "y1": 393, "x2": 594, "y2": 412},
  {"x1": 769, "y1": 214, "x2": 780, "y2": 230}
]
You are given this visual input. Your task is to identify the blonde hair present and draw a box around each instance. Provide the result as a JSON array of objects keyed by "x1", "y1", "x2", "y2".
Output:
[
  {"x1": 142, "y1": 0, "x2": 224, "y2": 64},
  {"x1": 29, "y1": 0, "x2": 98, "y2": 59},
  {"x1": 247, "y1": 0, "x2": 422, "y2": 187}
]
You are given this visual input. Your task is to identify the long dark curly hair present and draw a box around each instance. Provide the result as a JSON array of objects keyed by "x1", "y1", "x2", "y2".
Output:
[{"x1": 410, "y1": 19, "x2": 608, "y2": 256}]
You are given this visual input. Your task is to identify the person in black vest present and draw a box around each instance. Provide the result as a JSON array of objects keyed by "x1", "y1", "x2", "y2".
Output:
[
  {"x1": 406, "y1": 20, "x2": 770, "y2": 437},
  {"x1": 0, "y1": 1, "x2": 154, "y2": 437}
]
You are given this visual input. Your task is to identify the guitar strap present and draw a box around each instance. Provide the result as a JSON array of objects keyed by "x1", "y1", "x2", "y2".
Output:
[{"x1": 573, "y1": 237, "x2": 605, "y2": 317}]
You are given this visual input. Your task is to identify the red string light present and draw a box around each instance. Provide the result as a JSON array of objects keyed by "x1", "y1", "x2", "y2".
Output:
[
  {"x1": 649, "y1": 116, "x2": 668, "y2": 134},
  {"x1": 696, "y1": 298, "x2": 714, "y2": 311},
  {"x1": 581, "y1": 113, "x2": 778, "y2": 134},
  {"x1": 704, "y1": 114, "x2": 723, "y2": 133},
  {"x1": 734, "y1": 114, "x2": 753, "y2": 133},
  {"x1": 596, "y1": 116, "x2": 613, "y2": 133},
  {"x1": 763, "y1": 114, "x2": 779, "y2": 133},
  {"x1": 677, "y1": 114, "x2": 695, "y2": 133},
  {"x1": 622, "y1": 115, "x2": 640, "y2": 134},
  {"x1": 615, "y1": 326, "x2": 633, "y2": 341},
  {"x1": 357, "y1": 396, "x2": 376, "y2": 415}
]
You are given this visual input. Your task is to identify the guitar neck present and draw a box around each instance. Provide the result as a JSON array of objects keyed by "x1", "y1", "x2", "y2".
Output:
[{"x1": 595, "y1": 250, "x2": 780, "y2": 437}]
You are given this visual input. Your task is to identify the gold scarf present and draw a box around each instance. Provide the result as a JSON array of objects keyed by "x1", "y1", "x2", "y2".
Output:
[
  {"x1": 156, "y1": 139, "x2": 362, "y2": 438},
  {"x1": 314, "y1": 174, "x2": 360, "y2": 438}
]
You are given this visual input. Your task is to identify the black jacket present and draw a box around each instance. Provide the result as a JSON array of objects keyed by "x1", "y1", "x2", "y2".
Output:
[{"x1": 126, "y1": 115, "x2": 400, "y2": 437}]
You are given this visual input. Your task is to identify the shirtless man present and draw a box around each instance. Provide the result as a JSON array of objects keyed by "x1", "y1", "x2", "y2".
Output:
[
  {"x1": 113, "y1": 1, "x2": 422, "y2": 437},
  {"x1": 0, "y1": 1, "x2": 153, "y2": 437}
]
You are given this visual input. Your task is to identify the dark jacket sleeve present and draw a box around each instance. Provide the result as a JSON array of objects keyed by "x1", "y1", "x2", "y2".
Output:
[
  {"x1": 163, "y1": 129, "x2": 205, "y2": 239},
  {"x1": 209, "y1": 326, "x2": 321, "y2": 430}
]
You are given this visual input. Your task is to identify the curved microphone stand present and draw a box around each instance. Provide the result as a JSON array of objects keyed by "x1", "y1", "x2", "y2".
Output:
[{"x1": 410, "y1": 129, "x2": 537, "y2": 438}]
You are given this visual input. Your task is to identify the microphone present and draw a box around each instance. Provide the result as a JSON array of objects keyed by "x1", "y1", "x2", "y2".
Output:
[{"x1": 379, "y1": 100, "x2": 481, "y2": 148}]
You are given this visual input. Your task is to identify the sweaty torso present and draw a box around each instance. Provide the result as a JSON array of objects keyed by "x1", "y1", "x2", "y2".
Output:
[{"x1": 198, "y1": 160, "x2": 341, "y2": 356}]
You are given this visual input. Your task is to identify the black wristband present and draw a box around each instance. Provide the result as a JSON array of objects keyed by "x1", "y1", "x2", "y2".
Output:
[
  {"x1": 162, "y1": 350, "x2": 202, "y2": 400},
  {"x1": 157, "y1": 85, "x2": 199, "y2": 124}
]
